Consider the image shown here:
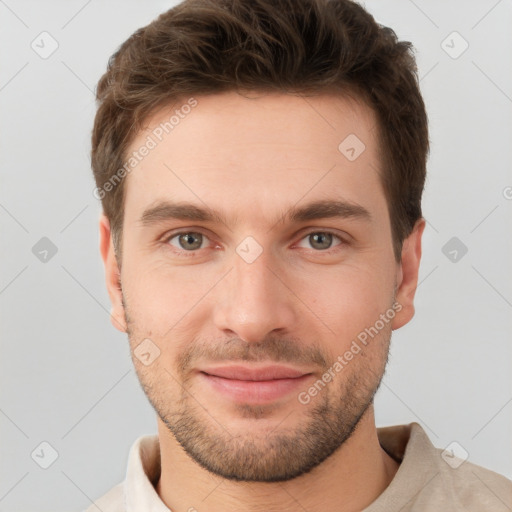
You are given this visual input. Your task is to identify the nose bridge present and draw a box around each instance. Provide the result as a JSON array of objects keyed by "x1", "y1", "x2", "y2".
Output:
[
  {"x1": 234, "y1": 249, "x2": 276, "y2": 304},
  {"x1": 213, "y1": 241, "x2": 296, "y2": 342}
]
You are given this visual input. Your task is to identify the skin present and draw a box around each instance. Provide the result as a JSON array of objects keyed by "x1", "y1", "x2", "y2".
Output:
[{"x1": 99, "y1": 91, "x2": 424, "y2": 512}]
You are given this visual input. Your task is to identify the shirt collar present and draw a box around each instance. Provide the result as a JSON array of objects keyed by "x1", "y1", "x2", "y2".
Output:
[
  {"x1": 125, "y1": 433, "x2": 170, "y2": 511},
  {"x1": 124, "y1": 422, "x2": 432, "y2": 511}
]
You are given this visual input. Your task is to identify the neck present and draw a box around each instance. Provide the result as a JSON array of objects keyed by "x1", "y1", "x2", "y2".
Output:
[{"x1": 155, "y1": 406, "x2": 399, "y2": 512}]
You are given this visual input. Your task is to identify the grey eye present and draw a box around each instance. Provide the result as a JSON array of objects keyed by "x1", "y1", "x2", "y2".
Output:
[
  {"x1": 308, "y1": 232, "x2": 334, "y2": 250},
  {"x1": 296, "y1": 232, "x2": 343, "y2": 251},
  {"x1": 169, "y1": 232, "x2": 205, "y2": 251}
]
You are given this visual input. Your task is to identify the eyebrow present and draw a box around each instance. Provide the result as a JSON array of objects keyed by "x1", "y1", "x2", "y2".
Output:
[{"x1": 138, "y1": 198, "x2": 371, "y2": 228}]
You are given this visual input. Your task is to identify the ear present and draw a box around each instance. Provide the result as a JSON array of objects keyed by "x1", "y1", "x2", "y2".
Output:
[
  {"x1": 99, "y1": 214, "x2": 127, "y2": 333},
  {"x1": 391, "y1": 218, "x2": 425, "y2": 330}
]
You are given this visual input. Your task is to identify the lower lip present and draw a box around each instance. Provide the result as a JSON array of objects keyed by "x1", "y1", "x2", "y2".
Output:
[{"x1": 199, "y1": 372, "x2": 313, "y2": 403}]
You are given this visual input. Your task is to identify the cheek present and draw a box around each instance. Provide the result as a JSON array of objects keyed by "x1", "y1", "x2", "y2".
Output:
[
  {"x1": 122, "y1": 258, "x2": 221, "y2": 358},
  {"x1": 302, "y1": 263, "x2": 395, "y2": 342},
  {"x1": 124, "y1": 256, "x2": 207, "y2": 314}
]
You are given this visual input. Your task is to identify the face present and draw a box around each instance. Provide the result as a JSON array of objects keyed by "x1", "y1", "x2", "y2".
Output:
[{"x1": 100, "y1": 91, "x2": 423, "y2": 482}]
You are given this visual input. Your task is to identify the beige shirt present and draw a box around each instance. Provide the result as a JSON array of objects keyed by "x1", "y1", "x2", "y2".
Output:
[{"x1": 85, "y1": 422, "x2": 512, "y2": 511}]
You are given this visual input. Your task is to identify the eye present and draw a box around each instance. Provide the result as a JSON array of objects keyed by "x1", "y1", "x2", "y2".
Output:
[
  {"x1": 296, "y1": 231, "x2": 344, "y2": 251},
  {"x1": 166, "y1": 231, "x2": 211, "y2": 253},
  {"x1": 162, "y1": 229, "x2": 346, "y2": 257}
]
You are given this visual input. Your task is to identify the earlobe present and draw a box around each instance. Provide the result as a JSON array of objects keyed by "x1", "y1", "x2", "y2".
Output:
[
  {"x1": 99, "y1": 214, "x2": 127, "y2": 333},
  {"x1": 391, "y1": 218, "x2": 425, "y2": 331}
]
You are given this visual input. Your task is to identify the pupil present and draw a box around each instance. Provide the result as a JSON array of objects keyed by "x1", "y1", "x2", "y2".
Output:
[
  {"x1": 180, "y1": 233, "x2": 201, "y2": 250},
  {"x1": 312, "y1": 233, "x2": 331, "y2": 250}
]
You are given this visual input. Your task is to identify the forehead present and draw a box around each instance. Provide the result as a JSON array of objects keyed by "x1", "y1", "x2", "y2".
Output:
[{"x1": 123, "y1": 91, "x2": 386, "y2": 226}]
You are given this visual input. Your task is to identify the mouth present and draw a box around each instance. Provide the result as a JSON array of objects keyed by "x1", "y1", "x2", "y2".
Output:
[{"x1": 197, "y1": 364, "x2": 314, "y2": 403}]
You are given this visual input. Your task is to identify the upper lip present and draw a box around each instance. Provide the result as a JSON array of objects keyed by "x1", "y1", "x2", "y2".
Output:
[{"x1": 199, "y1": 365, "x2": 311, "y2": 381}]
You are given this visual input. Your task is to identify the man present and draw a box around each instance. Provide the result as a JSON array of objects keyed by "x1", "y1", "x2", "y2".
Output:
[{"x1": 88, "y1": 0, "x2": 512, "y2": 510}]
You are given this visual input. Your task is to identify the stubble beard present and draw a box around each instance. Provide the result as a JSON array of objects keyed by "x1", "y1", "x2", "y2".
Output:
[{"x1": 124, "y1": 299, "x2": 391, "y2": 482}]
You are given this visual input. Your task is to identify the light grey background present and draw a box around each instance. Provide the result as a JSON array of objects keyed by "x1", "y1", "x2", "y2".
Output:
[{"x1": 1, "y1": 0, "x2": 511, "y2": 510}]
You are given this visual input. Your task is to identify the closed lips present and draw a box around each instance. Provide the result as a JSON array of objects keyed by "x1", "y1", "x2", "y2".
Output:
[{"x1": 199, "y1": 365, "x2": 311, "y2": 381}]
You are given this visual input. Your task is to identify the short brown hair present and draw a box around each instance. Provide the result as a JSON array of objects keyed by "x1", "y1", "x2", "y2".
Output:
[{"x1": 91, "y1": 0, "x2": 429, "y2": 261}]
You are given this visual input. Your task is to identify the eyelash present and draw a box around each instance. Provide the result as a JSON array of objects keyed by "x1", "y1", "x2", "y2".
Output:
[{"x1": 161, "y1": 229, "x2": 347, "y2": 257}]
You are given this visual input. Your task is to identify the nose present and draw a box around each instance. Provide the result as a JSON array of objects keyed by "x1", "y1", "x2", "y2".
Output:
[{"x1": 213, "y1": 246, "x2": 298, "y2": 343}]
